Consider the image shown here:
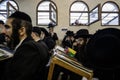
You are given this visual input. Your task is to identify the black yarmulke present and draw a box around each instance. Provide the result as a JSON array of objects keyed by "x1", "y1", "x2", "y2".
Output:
[{"x1": 8, "y1": 11, "x2": 32, "y2": 23}]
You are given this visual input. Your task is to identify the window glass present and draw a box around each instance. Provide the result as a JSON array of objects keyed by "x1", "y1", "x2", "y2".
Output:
[
  {"x1": 89, "y1": 4, "x2": 100, "y2": 24},
  {"x1": 102, "y1": 2, "x2": 119, "y2": 25},
  {"x1": 102, "y1": 3, "x2": 118, "y2": 12}
]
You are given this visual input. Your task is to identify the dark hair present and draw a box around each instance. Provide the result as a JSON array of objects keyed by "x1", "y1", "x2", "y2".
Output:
[
  {"x1": 32, "y1": 27, "x2": 41, "y2": 36},
  {"x1": 8, "y1": 11, "x2": 32, "y2": 23},
  {"x1": 11, "y1": 18, "x2": 32, "y2": 37},
  {"x1": 8, "y1": 11, "x2": 32, "y2": 37}
]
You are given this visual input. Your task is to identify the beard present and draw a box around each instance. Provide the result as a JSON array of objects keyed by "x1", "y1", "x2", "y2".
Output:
[{"x1": 7, "y1": 30, "x2": 20, "y2": 50}]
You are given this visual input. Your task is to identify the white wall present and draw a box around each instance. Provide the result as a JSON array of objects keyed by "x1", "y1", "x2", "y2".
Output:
[{"x1": 15, "y1": 0, "x2": 120, "y2": 40}]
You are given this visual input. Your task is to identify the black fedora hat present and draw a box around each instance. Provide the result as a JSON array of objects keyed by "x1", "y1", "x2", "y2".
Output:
[
  {"x1": 47, "y1": 22, "x2": 55, "y2": 28},
  {"x1": 66, "y1": 30, "x2": 74, "y2": 36},
  {"x1": 39, "y1": 27, "x2": 49, "y2": 37},
  {"x1": 84, "y1": 28, "x2": 120, "y2": 69},
  {"x1": 74, "y1": 29, "x2": 92, "y2": 39},
  {"x1": 32, "y1": 26, "x2": 41, "y2": 35}
]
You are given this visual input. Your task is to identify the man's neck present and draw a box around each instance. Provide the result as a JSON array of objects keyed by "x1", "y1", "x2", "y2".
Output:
[{"x1": 15, "y1": 35, "x2": 27, "y2": 51}]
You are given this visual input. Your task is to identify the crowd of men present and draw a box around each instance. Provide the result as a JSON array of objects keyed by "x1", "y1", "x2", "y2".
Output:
[{"x1": 0, "y1": 11, "x2": 120, "y2": 80}]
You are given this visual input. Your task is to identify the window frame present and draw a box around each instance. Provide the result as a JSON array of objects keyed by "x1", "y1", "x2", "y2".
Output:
[
  {"x1": 0, "y1": 0, "x2": 19, "y2": 22},
  {"x1": 89, "y1": 4, "x2": 100, "y2": 25},
  {"x1": 101, "y1": 1, "x2": 120, "y2": 26},
  {"x1": 7, "y1": 1, "x2": 18, "y2": 17},
  {"x1": 49, "y1": 3, "x2": 56, "y2": 23},
  {"x1": 36, "y1": 0, "x2": 58, "y2": 26},
  {"x1": 69, "y1": 1, "x2": 89, "y2": 26}
]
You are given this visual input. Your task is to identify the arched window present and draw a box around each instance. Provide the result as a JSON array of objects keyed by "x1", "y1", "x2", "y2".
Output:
[
  {"x1": 37, "y1": 1, "x2": 57, "y2": 26},
  {"x1": 0, "y1": 0, "x2": 19, "y2": 22},
  {"x1": 101, "y1": 1, "x2": 120, "y2": 26},
  {"x1": 70, "y1": 1, "x2": 89, "y2": 26}
]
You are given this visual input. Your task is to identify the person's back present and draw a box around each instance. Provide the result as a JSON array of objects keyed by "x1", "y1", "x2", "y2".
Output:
[
  {"x1": 32, "y1": 26, "x2": 49, "y2": 51},
  {"x1": 32, "y1": 26, "x2": 50, "y2": 79},
  {"x1": 39, "y1": 27, "x2": 56, "y2": 53},
  {"x1": 2, "y1": 37, "x2": 49, "y2": 80}
]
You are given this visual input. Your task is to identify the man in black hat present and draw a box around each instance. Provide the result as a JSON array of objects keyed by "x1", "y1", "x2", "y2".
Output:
[
  {"x1": 73, "y1": 29, "x2": 91, "y2": 62},
  {"x1": 2, "y1": 11, "x2": 49, "y2": 80},
  {"x1": 66, "y1": 29, "x2": 91, "y2": 80},
  {"x1": 62, "y1": 30, "x2": 75, "y2": 48},
  {"x1": 47, "y1": 22, "x2": 59, "y2": 45}
]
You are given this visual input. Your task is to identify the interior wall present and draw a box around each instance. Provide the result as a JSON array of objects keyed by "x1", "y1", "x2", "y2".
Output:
[{"x1": 15, "y1": 0, "x2": 120, "y2": 40}]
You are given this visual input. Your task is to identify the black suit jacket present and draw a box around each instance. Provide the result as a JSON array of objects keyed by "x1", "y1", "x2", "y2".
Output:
[{"x1": 2, "y1": 37, "x2": 49, "y2": 80}]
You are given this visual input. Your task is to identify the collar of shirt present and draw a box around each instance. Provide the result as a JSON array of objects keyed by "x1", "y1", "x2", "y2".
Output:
[{"x1": 14, "y1": 38, "x2": 25, "y2": 51}]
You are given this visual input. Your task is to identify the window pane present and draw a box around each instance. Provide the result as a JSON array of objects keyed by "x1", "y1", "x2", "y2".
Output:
[
  {"x1": 71, "y1": 2, "x2": 88, "y2": 11},
  {"x1": 102, "y1": 13, "x2": 119, "y2": 25},
  {"x1": 70, "y1": 13, "x2": 80, "y2": 23},
  {"x1": 70, "y1": 13, "x2": 88, "y2": 25},
  {"x1": 0, "y1": 14, "x2": 7, "y2": 22},
  {"x1": 50, "y1": 3, "x2": 56, "y2": 23},
  {"x1": 38, "y1": 19, "x2": 50, "y2": 25},
  {"x1": 38, "y1": 12, "x2": 51, "y2": 24},
  {"x1": 90, "y1": 7, "x2": 99, "y2": 23},
  {"x1": 0, "y1": 1, "x2": 6, "y2": 10},
  {"x1": 38, "y1": 1, "x2": 50, "y2": 10},
  {"x1": 102, "y1": 3, "x2": 118, "y2": 12},
  {"x1": 79, "y1": 13, "x2": 88, "y2": 24},
  {"x1": 9, "y1": 1, "x2": 18, "y2": 9}
]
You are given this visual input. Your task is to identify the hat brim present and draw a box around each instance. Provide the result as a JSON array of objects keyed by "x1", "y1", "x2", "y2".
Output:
[
  {"x1": 47, "y1": 26, "x2": 55, "y2": 28},
  {"x1": 74, "y1": 34, "x2": 92, "y2": 39}
]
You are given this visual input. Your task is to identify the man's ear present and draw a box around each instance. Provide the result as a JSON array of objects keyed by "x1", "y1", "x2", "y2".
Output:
[{"x1": 19, "y1": 27, "x2": 25, "y2": 36}]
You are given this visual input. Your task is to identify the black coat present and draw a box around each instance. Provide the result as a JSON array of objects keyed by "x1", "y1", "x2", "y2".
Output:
[
  {"x1": 49, "y1": 32, "x2": 58, "y2": 42},
  {"x1": 2, "y1": 37, "x2": 49, "y2": 80}
]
